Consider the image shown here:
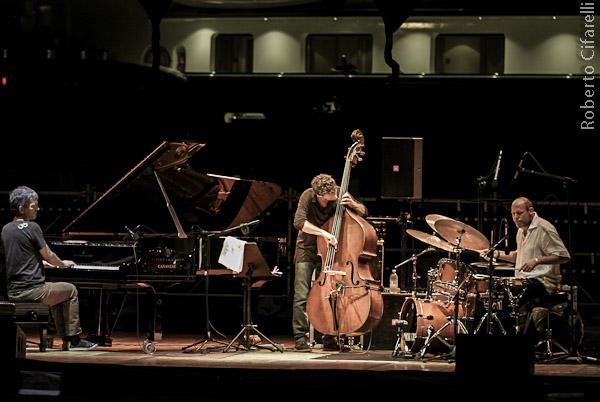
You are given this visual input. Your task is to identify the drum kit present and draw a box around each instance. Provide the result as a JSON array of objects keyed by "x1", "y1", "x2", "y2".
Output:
[{"x1": 393, "y1": 214, "x2": 529, "y2": 359}]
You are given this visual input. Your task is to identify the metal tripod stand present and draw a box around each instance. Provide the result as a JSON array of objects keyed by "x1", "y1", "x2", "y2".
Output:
[
  {"x1": 181, "y1": 269, "x2": 231, "y2": 353},
  {"x1": 416, "y1": 289, "x2": 470, "y2": 359},
  {"x1": 224, "y1": 261, "x2": 283, "y2": 352},
  {"x1": 222, "y1": 242, "x2": 283, "y2": 352},
  {"x1": 182, "y1": 234, "x2": 230, "y2": 353},
  {"x1": 474, "y1": 234, "x2": 508, "y2": 336},
  {"x1": 443, "y1": 236, "x2": 470, "y2": 359}
]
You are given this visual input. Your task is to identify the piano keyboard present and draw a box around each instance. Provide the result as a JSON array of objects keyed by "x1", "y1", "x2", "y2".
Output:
[{"x1": 72, "y1": 264, "x2": 121, "y2": 271}]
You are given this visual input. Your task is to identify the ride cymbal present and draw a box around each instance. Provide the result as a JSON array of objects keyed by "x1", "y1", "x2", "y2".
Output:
[{"x1": 433, "y1": 219, "x2": 490, "y2": 252}]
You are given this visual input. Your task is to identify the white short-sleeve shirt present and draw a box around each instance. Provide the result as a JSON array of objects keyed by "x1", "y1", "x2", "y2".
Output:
[{"x1": 514, "y1": 213, "x2": 570, "y2": 293}]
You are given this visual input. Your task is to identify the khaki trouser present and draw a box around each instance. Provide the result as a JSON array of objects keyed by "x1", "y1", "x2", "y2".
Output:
[{"x1": 9, "y1": 282, "x2": 82, "y2": 338}]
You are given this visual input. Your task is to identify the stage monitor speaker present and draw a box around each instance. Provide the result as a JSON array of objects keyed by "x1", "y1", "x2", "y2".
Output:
[
  {"x1": 381, "y1": 137, "x2": 423, "y2": 199},
  {"x1": 455, "y1": 334, "x2": 534, "y2": 378}
]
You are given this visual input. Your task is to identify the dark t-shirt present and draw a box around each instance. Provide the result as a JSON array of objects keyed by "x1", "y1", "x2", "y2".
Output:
[
  {"x1": 293, "y1": 189, "x2": 337, "y2": 264},
  {"x1": 1, "y1": 220, "x2": 46, "y2": 291}
]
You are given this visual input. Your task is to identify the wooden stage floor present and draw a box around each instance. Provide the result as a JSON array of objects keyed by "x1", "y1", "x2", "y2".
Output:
[{"x1": 7, "y1": 332, "x2": 600, "y2": 401}]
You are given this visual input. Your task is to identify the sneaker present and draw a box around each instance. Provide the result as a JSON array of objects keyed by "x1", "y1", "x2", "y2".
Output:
[
  {"x1": 295, "y1": 337, "x2": 311, "y2": 351},
  {"x1": 69, "y1": 338, "x2": 98, "y2": 351}
]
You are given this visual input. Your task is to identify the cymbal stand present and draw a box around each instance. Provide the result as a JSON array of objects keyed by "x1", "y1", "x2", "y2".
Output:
[
  {"x1": 503, "y1": 280, "x2": 527, "y2": 335},
  {"x1": 394, "y1": 247, "x2": 435, "y2": 298},
  {"x1": 415, "y1": 304, "x2": 469, "y2": 359},
  {"x1": 474, "y1": 233, "x2": 508, "y2": 335},
  {"x1": 419, "y1": 239, "x2": 469, "y2": 359},
  {"x1": 447, "y1": 232, "x2": 469, "y2": 358}
]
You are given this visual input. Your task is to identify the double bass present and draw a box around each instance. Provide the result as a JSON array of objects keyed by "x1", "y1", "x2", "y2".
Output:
[{"x1": 306, "y1": 129, "x2": 383, "y2": 336}]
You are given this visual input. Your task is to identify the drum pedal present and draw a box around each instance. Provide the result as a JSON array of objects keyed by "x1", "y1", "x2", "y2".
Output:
[{"x1": 391, "y1": 317, "x2": 409, "y2": 358}]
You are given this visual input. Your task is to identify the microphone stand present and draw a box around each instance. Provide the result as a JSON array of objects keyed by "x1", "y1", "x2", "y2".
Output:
[
  {"x1": 476, "y1": 149, "x2": 502, "y2": 234},
  {"x1": 182, "y1": 228, "x2": 230, "y2": 353},
  {"x1": 182, "y1": 220, "x2": 260, "y2": 353},
  {"x1": 517, "y1": 165, "x2": 596, "y2": 362}
]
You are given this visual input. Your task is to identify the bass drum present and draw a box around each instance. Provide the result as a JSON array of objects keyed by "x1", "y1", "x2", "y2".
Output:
[{"x1": 399, "y1": 298, "x2": 464, "y2": 355}]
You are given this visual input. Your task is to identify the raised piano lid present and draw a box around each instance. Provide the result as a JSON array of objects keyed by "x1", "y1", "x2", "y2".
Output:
[{"x1": 61, "y1": 141, "x2": 282, "y2": 238}]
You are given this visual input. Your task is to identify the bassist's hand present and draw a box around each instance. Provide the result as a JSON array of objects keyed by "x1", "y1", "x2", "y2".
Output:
[
  {"x1": 322, "y1": 231, "x2": 338, "y2": 248},
  {"x1": 340, "y1": 192, "x2": 367, "y2": 216}
]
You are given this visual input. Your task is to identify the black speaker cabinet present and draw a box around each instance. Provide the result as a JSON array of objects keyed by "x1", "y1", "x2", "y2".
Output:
[
  {"x1": 381, "y1": 137, "x2": 423, "y2": 199},
  {"x1": 455, "y1": 334, "x2": 534, "y2": 378},
  {"x1": 369, "y1": 293, "x2": 409, "y2": 350}
]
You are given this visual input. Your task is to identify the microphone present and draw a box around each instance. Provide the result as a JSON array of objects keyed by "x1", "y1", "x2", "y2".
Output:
[
  {"x1": 512, "y1": 152, "x2": 527, "y2": 183},
  {"x1": 492, "y1": 150, "x2": 502, "y2": 189},
  {"x1": 125, "y1": 225, "x2": 140, "y2": 241},
  {"x1": 503, "y1": 218, "x2": 510, "y2": 255}
]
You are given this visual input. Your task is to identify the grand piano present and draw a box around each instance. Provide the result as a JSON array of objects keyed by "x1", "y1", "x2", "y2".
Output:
[{"x1": 45, "y1": 140, "x2": 283, "y2": 345}]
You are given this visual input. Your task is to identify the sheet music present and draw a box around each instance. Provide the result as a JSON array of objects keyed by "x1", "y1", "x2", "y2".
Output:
[{"x1": 218, "y1": 236, "x2": 247, "y2": 273}]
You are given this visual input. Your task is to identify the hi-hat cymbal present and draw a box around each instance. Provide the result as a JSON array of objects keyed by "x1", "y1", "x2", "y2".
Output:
[
  {"x1": 425, "y1": 214, "x2": 457, "y2": 232},
  {"x1": 433, "y1": 219, "x2": 490, "y2": 252},
  {"x1": 406, "y1": 229, "x2": 455, "y2": 253}
]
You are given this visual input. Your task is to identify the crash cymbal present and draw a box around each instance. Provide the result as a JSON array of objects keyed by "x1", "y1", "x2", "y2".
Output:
[
  {"x1": 425, "y1": 214, "x2": 457, "y2": 232},
  {"x1": 470, "y1": 262, "x2": 515, "y2": 271},
  {"x1": 406, "y1": 229, "x2": 455, "y2": 253},
  {"x1": 433, "y1": 219, "x2": 490, "y2": 252}
]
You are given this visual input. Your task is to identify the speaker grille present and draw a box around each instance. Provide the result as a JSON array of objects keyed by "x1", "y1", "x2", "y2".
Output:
[{"x1": 381, "y1": 137, "x2": 423, "y2": 199}]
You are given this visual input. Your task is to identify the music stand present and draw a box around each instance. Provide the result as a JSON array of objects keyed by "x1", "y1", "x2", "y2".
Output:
[{"x1": 223, "y1": 242, "x2": 283, "y2": 352}]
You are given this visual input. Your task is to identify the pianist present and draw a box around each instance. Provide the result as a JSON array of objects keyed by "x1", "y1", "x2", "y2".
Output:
[{"x1": 1, "y1": 186, "x2": 97, "y2": 351}]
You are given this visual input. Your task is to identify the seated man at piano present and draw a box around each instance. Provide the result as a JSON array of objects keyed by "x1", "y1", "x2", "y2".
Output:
[{"x1": 1, "y1": 186, "x2": 97, "y2": 351}]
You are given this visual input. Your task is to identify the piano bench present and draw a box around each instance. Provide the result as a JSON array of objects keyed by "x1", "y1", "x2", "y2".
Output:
[{"x1": 11, "y1": 302, "x2": 50, "y2": 352}]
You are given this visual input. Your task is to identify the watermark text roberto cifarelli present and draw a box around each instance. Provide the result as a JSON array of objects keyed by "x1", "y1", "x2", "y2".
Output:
[{"x1": 580, "y1": 2, "x2": 596, "y2": 132}]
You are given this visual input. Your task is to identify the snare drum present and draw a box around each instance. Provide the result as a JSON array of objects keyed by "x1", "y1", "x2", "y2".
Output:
[
  {"x1": 499, "y1": 277, "x2": 529, "y2": 302},
  {"x1": 467, "y1": 274, "x2": 504, "y2": 296},
  {"x1": 501, "y1": 277, "x2": 528, "y2": 288}
]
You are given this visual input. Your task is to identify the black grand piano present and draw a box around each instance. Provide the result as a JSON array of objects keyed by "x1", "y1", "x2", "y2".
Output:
[{"x1": 45, "y1": 140, "x2": 282, "y2": 345}]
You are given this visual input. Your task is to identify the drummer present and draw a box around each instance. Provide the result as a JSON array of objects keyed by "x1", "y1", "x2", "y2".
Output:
[{"x1": 486, "y1": 197, "x2": 570, "y2": 335}]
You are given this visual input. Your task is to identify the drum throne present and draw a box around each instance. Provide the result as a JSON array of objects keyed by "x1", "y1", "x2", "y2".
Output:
[{"x1": 522, "y1": 288, "x2": 583, "y2": 362}]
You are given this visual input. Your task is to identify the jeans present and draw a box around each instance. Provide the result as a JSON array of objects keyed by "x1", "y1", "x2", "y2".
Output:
[
  {"x1": 292, "y1": 261, "x2": 320, "y2": 341},
  {"x1": 8, "y1": 282, "x2": 82, "y2": 338}
]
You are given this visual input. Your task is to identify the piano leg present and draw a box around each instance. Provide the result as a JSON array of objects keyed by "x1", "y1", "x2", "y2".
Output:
[
  {"x1": 86, "y1": 288, "x2": 113, "y2": 347},
  {"x1": 106, "y1": 283, "x2": 159, "y2": 348}
]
